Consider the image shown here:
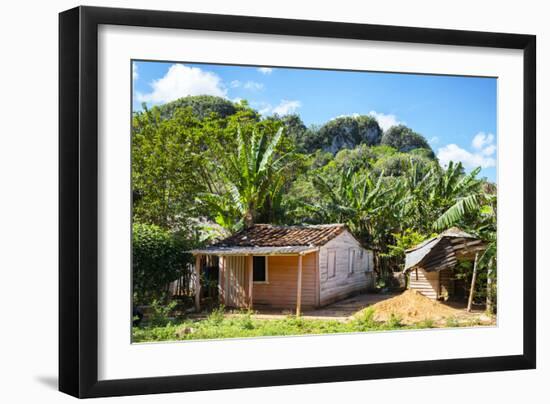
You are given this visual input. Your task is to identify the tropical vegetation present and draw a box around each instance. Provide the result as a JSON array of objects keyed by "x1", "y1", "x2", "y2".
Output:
[{"x1": 132, "y1": 95, "x2": 497, "y2": 317}]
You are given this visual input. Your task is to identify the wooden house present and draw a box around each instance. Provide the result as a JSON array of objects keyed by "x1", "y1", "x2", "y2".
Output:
[
  {"x1": 404, "y1": 228, "x2": 486, "y2": 300},
  {"x1": 191, "y1": 224, "x2": 375, "y2": 314}
]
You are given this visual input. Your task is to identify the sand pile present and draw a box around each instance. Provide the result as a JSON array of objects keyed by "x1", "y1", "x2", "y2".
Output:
[{"x1": 367, "y1": 290, "x2": 462, "y2": 324}]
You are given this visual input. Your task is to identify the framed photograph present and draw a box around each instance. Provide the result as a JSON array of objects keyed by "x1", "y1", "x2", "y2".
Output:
[{"x1": 59, "y1": 6, "x2": 536, "y2": 398}]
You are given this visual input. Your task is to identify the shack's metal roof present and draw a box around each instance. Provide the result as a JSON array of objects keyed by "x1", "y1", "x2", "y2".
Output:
[
  {"x1": 404, "y1": 227, "x2": 486, "y2": 273},
  {"x1": 191, "y1": 224, "x2": 346, "y2": 255}
]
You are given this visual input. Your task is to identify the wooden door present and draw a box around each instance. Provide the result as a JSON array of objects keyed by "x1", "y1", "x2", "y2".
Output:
[{"x1": 225, "y1": 256, "x2": 247, "y2": 307}]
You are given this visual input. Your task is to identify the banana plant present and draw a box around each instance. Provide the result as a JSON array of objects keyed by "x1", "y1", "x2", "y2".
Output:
[{"x1": 202, "y1": 125, "x2": 298, "y2": 229}]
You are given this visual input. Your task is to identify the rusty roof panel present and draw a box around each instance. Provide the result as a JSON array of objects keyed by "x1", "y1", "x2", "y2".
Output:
[{"x1": 211, "y1": 224, "x2": 347, "y2": 248}]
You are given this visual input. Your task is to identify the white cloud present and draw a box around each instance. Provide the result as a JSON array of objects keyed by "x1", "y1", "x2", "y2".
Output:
[
  {"x1": 472, "y1": 132, "x2": 495, "y2": 150},
  {"x1": 437, "y1": 132, "x2": 496, "y2": 170},
  {"x1": 259, "y1": 107, "x2": 272, "y2": 115},
  {"x1": 429, "y1": 136, "x2": 440, "y2": 145},
  {"x1": 256, "y1": 100, "x2": 301, "y2": 116},
  {"x1": 230, "y1": 80, "x2": 241, "y2": 88},
  {"x1": 331, "y1": 113, "x2": 360, "y2": 120},
  {"x1": 272, "y1": 100, "x2": 301, "y2": 115},
  {"x1": 244, "y1": 81, "x2": 264, "y2": 91},
  {"x1": 136, "y1": 64, "x2": 226, "y2": 103},
  {"x1": 368, "y1": 111, "x2": 402, "y2": 131},
  {"x1": 132, "y1": 63, "x2": 138, "y2": 80},
  {"x1": 258, "y1": 67, "x2": 273, "y2": 75},
  {"x1": 482, "y1": 144, "x2": 496, "y2": 156}
]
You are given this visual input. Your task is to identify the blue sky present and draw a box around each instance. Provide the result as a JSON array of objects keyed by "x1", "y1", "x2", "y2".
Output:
[{"x1": 132, "y1": 61, "x2": 497, "y2": 182}]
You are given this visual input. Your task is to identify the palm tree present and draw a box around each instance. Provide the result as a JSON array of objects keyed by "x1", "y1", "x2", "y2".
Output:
[
  {"x1": 203, "y1": 125, "x2": 297, "y2": 229},
  {"x1": 432, "y1": 163, "x2": 485, "y2": 231},
  {"x1": 308, "y1": 168, "x2": 394, "y2": 246}
]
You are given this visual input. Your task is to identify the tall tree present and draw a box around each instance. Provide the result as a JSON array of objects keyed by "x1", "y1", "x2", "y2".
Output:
[
  {"x1": 132, "y1": 106, "x2": 209, "y2": 228},
  {"x1": 204, "y1": 125, "x2": 299, "y2": 229}
]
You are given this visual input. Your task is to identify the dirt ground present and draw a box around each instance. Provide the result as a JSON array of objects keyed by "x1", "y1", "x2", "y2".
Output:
[
  {"x1": 249, "y1": 290, "x2": 495, "y2": 326},
  {"x1": 249, "y1": 293, "x2": 394, "y2": 321},
  {"x1": 365, "y1": 290, "x2": 494, "y2": 326}
]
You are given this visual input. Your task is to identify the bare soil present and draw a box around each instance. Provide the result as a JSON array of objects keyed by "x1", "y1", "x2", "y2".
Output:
[{"x1": 364, "y1": 290, "x2": 495, "y2": 326}]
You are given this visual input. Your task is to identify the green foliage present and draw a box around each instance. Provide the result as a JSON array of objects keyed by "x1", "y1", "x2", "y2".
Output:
[
  {"x1": 386, "y1": 313, "x2": 403, "y2": 328},
  {"x1": 205, "y1": 305, "x2": 226, "y2": 326},
  {"x1": 132, "y1": 309, "x2": 391, "y2": 342},
  {"x1": 416, "y1": 318, "x2": 435, "y2": 328},
  {"x1": 148, "y1": 299, "x2": 178, "y2": 327},
  {"x1": 131, "y1": 94, "x2": 497, "y2": 309},
  {"x1": 311, "y1": 115, "x2": 383, "y2": 153},
  {"x1": 351, "y1": 307, "x2": 378, "y2": 329},
  {"x1": 445, "y1": 317, "x2": 460, "y2": 327},
  {"x1": 386, "y1": 229, "x2": 435, "y2": 269},
  {"x1": 132, "y1": 106, "x2": 209, "y2": 227},
  {"x1": 158, "y1": 95, "x2": 239, "y2": 120},
  {"x1": 372, "y1": 152, "x2": 435, "y2": 177},
  {"x1": 388, "y1": 229, "x2": 430, "y2": 256},
  {"x1": 381, "y1": 125, "x2": 434, "y2": 156},
  {"x1": 132, "y1": 223, "x2": 191, "y2": 305},
  {"x1": 132, "y1": 305, "x2": 487, "y2": 342},
  {"x1": 204, "y1": 124, "x2": 301, "y2": 228},
  {"x1": 132, "y1": 323, "x2": 181, "y2": 342},
  {"x1": 268, "y1": 114, "x2": 314, "y2": 153}
]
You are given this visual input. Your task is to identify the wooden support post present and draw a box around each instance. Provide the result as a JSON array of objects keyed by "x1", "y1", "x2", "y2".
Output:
[
  {"x1": 467, "y1": 252, "x2": 479, "y2": 312},
  {"x1": 296, "y1": 254, "x2": 303, "y2": 316},
  {"x1": 194, "y1": 254, "x2": 201, "y2": 312},
  {"x1": 486, "y1": 267, "x2": 493, "y2": 314},
  {"x1": 223, "y1": 256, "x2": 228, "y2": 305},
  {"x1": 314, "y1": 252, "x2": 320, "y2": 307},
  {"x1": 248, "y1": 255, "x2": 254, "y2": 309},
  {"x1": 218, "y1": 256, "x2": 223, "y2": 305}
]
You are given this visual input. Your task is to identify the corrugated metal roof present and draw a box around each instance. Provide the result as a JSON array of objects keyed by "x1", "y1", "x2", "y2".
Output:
[{"x1": 404, "y1": 227, "x2": 486, "y2": 273}]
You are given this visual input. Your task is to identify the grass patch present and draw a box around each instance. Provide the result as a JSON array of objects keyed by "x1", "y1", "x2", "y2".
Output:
[
  {"x1": 415, "y1": 318, "x2": 435, "y2": 329},
  {"x1": 132, "y1": 306, "x2": 473, "y2": 343},
  {"x1": 445, "y1": 316, "x2": 460, "y2": 328}
]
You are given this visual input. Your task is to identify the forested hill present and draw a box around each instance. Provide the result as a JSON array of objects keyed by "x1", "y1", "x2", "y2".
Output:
[{"x1": 148, "y1": 95, "x2": 435, "y2": 158}]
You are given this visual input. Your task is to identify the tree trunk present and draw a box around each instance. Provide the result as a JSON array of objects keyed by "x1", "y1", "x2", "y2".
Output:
[{"x1": 244, "y1": 206, "x2": 255, "y2": 228}]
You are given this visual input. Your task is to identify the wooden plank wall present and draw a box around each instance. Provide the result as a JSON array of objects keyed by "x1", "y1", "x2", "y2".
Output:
[
  {"x1": 218, "y1": 256, "x2": 249, "y2": 308},
  {"x1": 319, "y1": 232, "x2": 375, "y2": 306},
  {"x1": 408, "y1": 267, "x2": 439, "y2": 299},
  {"x1": 252, "y1": 253, "x2": 317, "y2": 309},
  {"x1": 439, "y1": 267, "x2": 454, "y2": 299},
  {"x1": 227, "y1": 256, "x2": 247, "y2": 307}
]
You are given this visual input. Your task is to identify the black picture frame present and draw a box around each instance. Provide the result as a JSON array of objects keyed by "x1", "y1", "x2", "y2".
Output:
[{"x1": 59, "y1": 5, "x2": 536, "y2": 398}]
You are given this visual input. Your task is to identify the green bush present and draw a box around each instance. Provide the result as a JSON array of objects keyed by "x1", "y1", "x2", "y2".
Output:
[
  {"x1": 417, "y1": 318, "x2": 435, "y2": 328},
  {"x1": 132, "y1": 223, "x2": 191, "y2": 305},
  {"x1": 205, "y1": 305, "x2": 226, "y2": 326},
  {"x1": 386, "y1": 313, "x2": 403, "y2": 328},
  {"x1": 149, "y1": 299, "x2": 178, "y2": 327},
  {"x1": 352, "y1": 307, "x2": 379, "y2": 330},
  {"x1": 445, "y1": 317, "x2": 460, "y2": 328}
]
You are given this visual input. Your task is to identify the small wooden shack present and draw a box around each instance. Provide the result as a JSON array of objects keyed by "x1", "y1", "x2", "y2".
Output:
[
  {"x1": 191, "y1": 224, "x2": 375, "y2": 314},
  {"x1": 404, "y1": 228, "x2": 486, "y2": 300}
]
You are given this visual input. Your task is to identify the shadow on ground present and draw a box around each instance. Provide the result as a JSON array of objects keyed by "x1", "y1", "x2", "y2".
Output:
[{"x1": 35, "y1": 375, "x2": 58, "y2": 390}]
